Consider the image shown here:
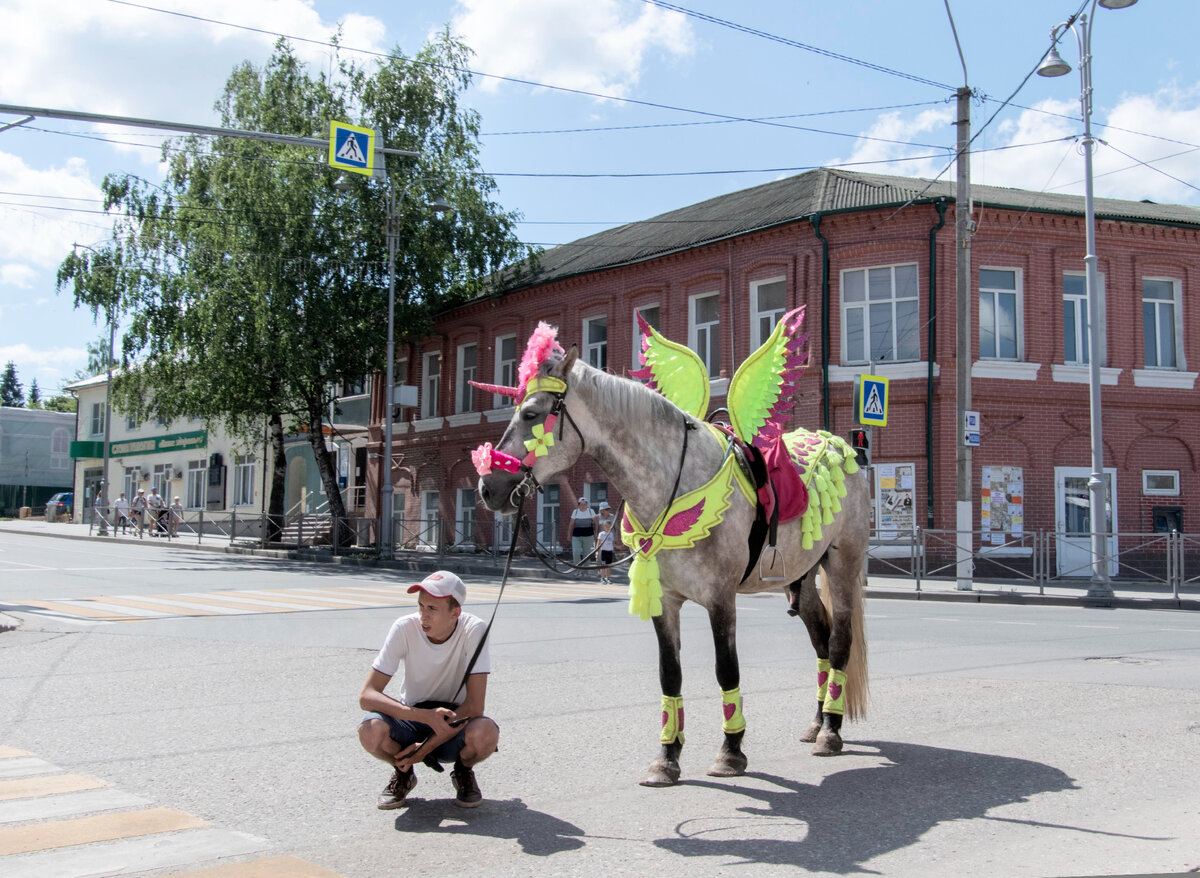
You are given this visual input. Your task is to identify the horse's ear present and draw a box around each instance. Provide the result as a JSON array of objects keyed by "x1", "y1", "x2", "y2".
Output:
[{"x1": 552, "y1": 345, "x2": 578, "y2": 380}]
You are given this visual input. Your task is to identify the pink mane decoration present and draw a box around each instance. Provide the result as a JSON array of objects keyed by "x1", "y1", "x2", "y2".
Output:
[{"x1": 469, "y1": 321, "x2": 564, "y2": 401}]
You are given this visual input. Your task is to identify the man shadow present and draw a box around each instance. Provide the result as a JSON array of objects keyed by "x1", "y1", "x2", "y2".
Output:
[
  {"x1": 654, "y1": 740, "x2": 1116, "y2": 871},
  {"x1": 393, "y1": 797, "x2": 585, "y2": 856}
]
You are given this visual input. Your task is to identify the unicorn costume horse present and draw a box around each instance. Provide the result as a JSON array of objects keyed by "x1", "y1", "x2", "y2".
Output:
[{"x1": 473, "y1": 312, "x2": 869, "y2": 786}]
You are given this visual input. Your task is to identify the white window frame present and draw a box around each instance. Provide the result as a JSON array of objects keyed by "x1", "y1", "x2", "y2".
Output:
[
  {"x1": 689, "y1": 292, "x2": 721, "y2": 379},
  {"x1": 454, "y1": 487, "x2": 476, "y2": 547},
  {"x1": 1142, "y1": 276, "x2": 1183, "y2": 370},
  {"x1": 840, "y1": 263, "x2": 921, "y2": 365},
  {"x1": 234, "y1": 454, "x2": 255, "y2": 506},
  {"x1": 632, "y1": 304, "x2": 661, "y2": 370},
  {"x1": 456, "y1": 342, "x2": 477, "y2": 414},
  {"x1": 421, "y1": 351, "x2": 441, "y2": 419},
  {"x1": 583, "y1": 315, "x2": 607, "y2": 370},
  {"x1": 585, "y1": 482, "x2": 608, "y2": 510},
  {"x1": 537, "y1": 483, "x2": 561, "y2": 552},
  {"x1": 749, "y1": 276, "x2": 787, "y2": 350},
  {"x1": 50, "y1": 427, "x2": 70, "y2": 469},
  {"x1": 185, "y1": 459, "x2": 207, "y2": 510},
  {"x1": 90, "y1": 402, "x2": 105, "y2": 437},
  {"x1": 979, "y1": 267, "x2": 1023, "y2": 361},
  {"x1": 1062, "y1": 271, "x2": 1106, "y2": 366},
  {"x1": 493, "y1": 334, "x2": 517, "y2": 408},
  {"x1": 420, "y1": 490, "x2": 440, "y2": 549},
  {"x1": 1142, "y1": 470, "x2": 1180, "y2": 496},
  {"x1": 123, "y1": 467, "x2": 139, "y2": 500},
  {"x1": 151, "y1": 464, "x2": 170, "y2": 501}
]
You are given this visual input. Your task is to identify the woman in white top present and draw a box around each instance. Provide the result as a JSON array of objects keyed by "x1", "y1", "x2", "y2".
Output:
[{"x1": 569, "y1": 498, "x2": 596, "y2": 566}]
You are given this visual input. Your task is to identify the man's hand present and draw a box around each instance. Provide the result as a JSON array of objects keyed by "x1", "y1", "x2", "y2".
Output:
[{"x1": 392, "y1": 708, "x2": 460, "y2": 771}]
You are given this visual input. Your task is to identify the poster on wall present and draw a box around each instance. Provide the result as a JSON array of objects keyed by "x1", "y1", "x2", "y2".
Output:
[
  {"x1": 981, "y1": 465, "x2": 1024, "y2": 546},
  {"x1": 875, "y1": 462, "x2": 916, "y2": 540}
]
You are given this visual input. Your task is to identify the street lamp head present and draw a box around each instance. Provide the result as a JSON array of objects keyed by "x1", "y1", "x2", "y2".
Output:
[
  {"x1": 1037, "y1": 45, "x2": 1072, "y2": 78},
  {"x1": 428, "y1": 196, "x2": 454, "y2": 216},
  {"x1": 1098, "y1": 0, "x2": 1137, "y2": 8}
]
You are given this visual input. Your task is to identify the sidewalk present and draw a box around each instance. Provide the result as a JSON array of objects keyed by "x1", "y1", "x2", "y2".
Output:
[{"x1": 2, "y1": 517, "x2": 1196, "y2": 610}]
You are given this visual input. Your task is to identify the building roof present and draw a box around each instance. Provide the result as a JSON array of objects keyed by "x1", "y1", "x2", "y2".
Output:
[{"x1": 494, "y1": 167, "x2": 1200, "y2": 292}]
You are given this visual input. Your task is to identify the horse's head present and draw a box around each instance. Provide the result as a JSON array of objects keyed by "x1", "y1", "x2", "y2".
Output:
[{"x1": 475, "y1": 343, "x2": 583, "y2": 514}]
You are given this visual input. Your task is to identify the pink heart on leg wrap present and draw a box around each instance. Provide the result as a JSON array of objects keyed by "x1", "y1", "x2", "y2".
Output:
[
  {"x1": 723, "y1": 702, "x2": 736, "y2": 721},
  {"x1": 828, "y1": 682, "x2": 843, "y2": 702},
  {"x1": 817, "y1": 671, "x2": 829, "y2": 687}
]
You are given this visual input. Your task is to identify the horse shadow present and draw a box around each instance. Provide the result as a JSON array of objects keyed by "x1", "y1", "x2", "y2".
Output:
[
  {"x1": 393, "y1": 797, "x2": 585, "y2": 856},
  {"x1": 655, "y1": 740, "x2": 1086, "y2": 871}
]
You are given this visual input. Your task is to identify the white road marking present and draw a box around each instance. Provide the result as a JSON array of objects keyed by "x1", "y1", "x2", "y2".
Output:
[{"x1": 0, "y1": 789, "x2": 151, "y2": 826}]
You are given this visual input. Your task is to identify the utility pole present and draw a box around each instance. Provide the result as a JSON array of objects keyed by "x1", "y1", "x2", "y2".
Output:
[{"x1": 954, "y1": 85, "x2": 974, "y2": 591}]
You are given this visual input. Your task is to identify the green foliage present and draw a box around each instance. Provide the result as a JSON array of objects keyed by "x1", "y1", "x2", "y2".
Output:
[
  {"x1": 55, "y1": 32, "x2": 532, "y2": 530},
  {"x1": 1, "y1": 362, "x2": 24, "y2": 407}
]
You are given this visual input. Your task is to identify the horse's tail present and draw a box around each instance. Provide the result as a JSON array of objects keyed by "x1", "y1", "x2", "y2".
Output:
[{"x1": 818, "y1": 562, "x2": 869, "y2": 721}]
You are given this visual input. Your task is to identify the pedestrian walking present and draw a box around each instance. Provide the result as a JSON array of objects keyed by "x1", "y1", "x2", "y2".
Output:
[{"x1": 131, "y1": 489, "x2": 148, "y2": 539}]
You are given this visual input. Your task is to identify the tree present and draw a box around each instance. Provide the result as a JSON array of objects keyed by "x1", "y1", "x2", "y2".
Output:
[
  {"x1": 57, "y1": 32, "x2": 531, "y2": 545},
  {"x1": 0, "y1": 362, "x2": 24, "y2": 407},
  {"x1": 28, "y1": 379, "x2": 41, "y2": 408}
]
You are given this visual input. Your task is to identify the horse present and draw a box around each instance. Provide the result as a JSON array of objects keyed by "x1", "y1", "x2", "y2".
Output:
[{"x1": 475, "y1": 343, "x2": 869, "y2": 787}]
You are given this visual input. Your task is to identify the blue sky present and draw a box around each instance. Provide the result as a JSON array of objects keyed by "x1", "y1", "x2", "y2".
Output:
[{"x1": 1, "y1": 0, "x2": 1197, "y2": 398}]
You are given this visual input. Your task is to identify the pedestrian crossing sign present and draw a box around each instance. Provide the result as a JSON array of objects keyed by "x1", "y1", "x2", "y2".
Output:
[
  {"x1": 855, "y1": 374, "x2": 889, "y2": 427},
  {"x1": 328, "y1": 120, "x2": 376, "y2": 176}
]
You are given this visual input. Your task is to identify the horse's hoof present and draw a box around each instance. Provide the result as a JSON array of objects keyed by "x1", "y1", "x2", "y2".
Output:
[
  {"x1": 639, "y1": 759, "x2": 681, "y2": 787},
  {"x1": 706, "y1": 750, "x2": 748, "y2": 777},
  {"x1": 812, "y1": 729, "x2": 844, "y2": 756},
  {"x1": 799, "y1": 720, "x2": 822, "y2": 744}
]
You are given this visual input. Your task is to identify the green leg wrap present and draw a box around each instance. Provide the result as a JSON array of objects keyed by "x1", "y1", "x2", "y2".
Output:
[
  {"x1": 822, "y1": 668, "x2": 847, "y2": 715},
  {"x1": 721, "y1": 687, "x2": 746, "y2": 734},
  {"x1": 660, "y1": 695, "x2": 685, "y2": 745},
  {"x1": 816, "y1": 658, "x2": 831, "y2": 703}
]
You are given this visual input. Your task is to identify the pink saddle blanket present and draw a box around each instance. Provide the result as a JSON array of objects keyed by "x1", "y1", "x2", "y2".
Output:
[{"x1": 756, "y1": 437, "x2": 809, "y2": 525}]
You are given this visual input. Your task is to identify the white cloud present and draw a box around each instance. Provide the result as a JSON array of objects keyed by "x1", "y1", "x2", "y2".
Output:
[
  {"x1": 0, "y1": 342, "x2": 88, "y2": 390},
  {"x1": 450, "y1": 0, "x2": 695, "y2": 98},
  {"x1": 0, "y1": 264, "x2": 37, "y2": 288},
  {"x1": 0, "y1": 153, "x2": 107, "y2": 269},
  {"x1": 831, "y1": 86, "x2": 1200, "y2": 206}
]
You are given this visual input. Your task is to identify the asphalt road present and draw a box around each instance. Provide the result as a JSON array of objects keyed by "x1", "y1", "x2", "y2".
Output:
[{"x1": 1, "y1": 532, "x2": 1198, "y2": 877}]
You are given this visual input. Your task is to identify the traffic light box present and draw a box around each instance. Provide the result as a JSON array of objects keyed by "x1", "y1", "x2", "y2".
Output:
[{"x1": 849, "y1": 427, "x2": 871, "y2": 467}]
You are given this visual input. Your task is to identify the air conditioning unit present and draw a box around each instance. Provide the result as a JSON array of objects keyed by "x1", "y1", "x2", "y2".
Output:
[{"x1": 171, "y1": 468, "x2": 184, "y2": 480}]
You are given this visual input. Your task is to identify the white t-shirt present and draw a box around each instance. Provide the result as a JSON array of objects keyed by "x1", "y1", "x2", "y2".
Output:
[
  {"x1": 372, "y1": 612, "x2": 490, "y2": 706},
  {"x1": 570, "y1": 506, "x2": 596, "y2": 535},
  {"x1": 114, "y1": 498, "x2": 131, "y2": 515},
  {"x1": 598, "y1": 528, "x2": 615, "y2": 552},
  {"x1": 148, "y1": 492, "x2": 165, "y2": 510}
]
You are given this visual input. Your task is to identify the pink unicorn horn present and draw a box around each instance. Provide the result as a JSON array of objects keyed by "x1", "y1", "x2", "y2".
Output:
[{"x1": 469, "y1": 380, "x2": 520, "y2": 399}]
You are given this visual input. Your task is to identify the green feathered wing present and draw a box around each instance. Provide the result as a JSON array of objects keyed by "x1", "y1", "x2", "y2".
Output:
[
  {"x1": 728, "y1": 307, "x2": 809, "y2": 448},
  {"x1": 630, "y1": 312, "x2": 710, "y2": 419}
]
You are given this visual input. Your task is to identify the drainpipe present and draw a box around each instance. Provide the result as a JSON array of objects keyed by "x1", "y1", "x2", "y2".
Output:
[
  {"x1": 927, "y1": 198, "x2": 949, "y2": 530},
  {"x1": 810, "y1": 213, "x2": 830, "y2": 431}
]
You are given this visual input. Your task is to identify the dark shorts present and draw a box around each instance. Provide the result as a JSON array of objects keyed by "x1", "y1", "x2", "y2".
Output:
[
  {"x1": 599, "y1": 550, "x2": 614, "y2": 564},
  {"x1": 360, "y1": 711, "x2": 467, "y2": 765}
]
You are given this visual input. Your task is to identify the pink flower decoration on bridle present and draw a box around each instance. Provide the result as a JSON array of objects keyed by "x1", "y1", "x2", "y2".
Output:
[{"x1": 471, "y1": 442, "x2": 522, "y2": 477}]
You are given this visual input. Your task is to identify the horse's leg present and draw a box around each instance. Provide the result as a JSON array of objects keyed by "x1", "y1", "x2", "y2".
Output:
[
  {"x1": 789, "y1": 563, "x2": 831, "y2": 746},
  {"x1": 641, "y1": 595, "x2": 685, "y2": 787},
  {"x1": 705, "y1": 596, "x2": 748, "y2": 777},
  {"x1": 810, "y1": 547, "x2": 862, "y2": 757}
]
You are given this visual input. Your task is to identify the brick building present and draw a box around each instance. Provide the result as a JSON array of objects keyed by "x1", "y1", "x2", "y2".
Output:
[{"x1": 369, "y1": 168, "x2": 1199, "y2": 576}]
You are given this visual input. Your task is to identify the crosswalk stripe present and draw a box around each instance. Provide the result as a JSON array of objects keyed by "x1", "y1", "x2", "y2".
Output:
[
  {"x1": 234, "y1": 588, "x2": 386, "y2": 607},
  {"x1": 0, "y1": 826, "x2": 267, "y2": 878},
  {"x1": 0, "y1": 774, "x2": 109, "y2": 802},
  {"x1": 225, "y1": 591, "x2": 371, "y2": 609},
  {"x1": 0, "y1": 758, "x2": 60, "y2": 780},
  {"x1": 71, "y1": 595, "x2": 225, "y2": 617},
  {"x1": 0, "y1": 789, "x2": 151, "y2": 826},
  {"x1": 14, "y1": 601, "x2": 141, "y2": 622},
  {"x1": 161, "y1": 594, "x2": 305, "y2": 614},
  {"x1": 162, "y1": 854, "x2": 344, "y2": 877},
  {"x1": 0, "y1": 806, "x2": 206, "y2": 856},
  {"x1": 0, "y1": 748, "x2": 32, "y2": 760}
]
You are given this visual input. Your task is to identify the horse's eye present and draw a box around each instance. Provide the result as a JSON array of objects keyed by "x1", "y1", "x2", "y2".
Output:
[{"x1": 521, "y1": 408, "x2": 539, "y2": 422}]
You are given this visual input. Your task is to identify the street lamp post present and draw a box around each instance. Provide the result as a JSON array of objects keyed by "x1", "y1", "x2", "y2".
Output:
[
  {"x1": 73, "y1": 243, "x2": 116, "y2": 536},
  {"x1": 1037, "y1": 0, "x2": 1137, "y2": 598},
  {"x1": 337, "y1": 175, "x2": 452, "y2": 560}
]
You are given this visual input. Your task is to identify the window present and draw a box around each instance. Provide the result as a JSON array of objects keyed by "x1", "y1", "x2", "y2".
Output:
[
  {"x1": 494, "y1": 334, "x2": 517, "y2": 407},
  {"x1": 455, "y1": 487, "x2": 476, "y2": 546},
  {"x1": 395, "y1": 358, "x2": 408, "y2": 385},
  {"x1": 125, "y1": 415, "x2": 140, "y2": 430},
  {"x1": 537, "y1": 483, "x2": 560, "y2": 549},
  {"x1": 1062, "y1": 272, "x2": 1105, "y2": 365},
  {"x1": 585, "y1": 482, "x2": 608, "y2": 510},
  {"x1": 841, "y1": 264, "x2": 920, "y2": 364},
  {"x1": 420, "y1": 490, "x2": 440, "y2": 548},
  {"x1": 979, "y1": 268, "x2": 1022, "y2": 360},
  {"x1": 185, "y1": 459, "x2": 207, "y2": 509},
  {"x1": 50, "y1": 428, "x2": 69, "y2": 469},
  {"x1": 633, "y1": 304, "x2": 660, "y2": 369},
  {"x1": 90, "y1": 402, "x2": 105, "y2": 436},
  {"x1": 340, "y1": 375, "x2": 369, "y2": 397},
  {"x1": 234, "y1": 454, "x2": 255, "y2": 506},
  {"x1": 1143, "y1": 470, "x2": 1180, "y2": 496},
  {"x1": 750, "y1": 278, "x2": 786, "y2": 349},
  {"x1": 1143, "y1": 278, "x2": 1182, "y2": 369},
  {"x1": 689, "y1": 293, "x2": 721, "y2": 378},
  {"x1": 456, "y1": 343, "x2": 477, "y2": 413},
  {"x1": 421, "y1": 351, "x2": 441, "y2": 419},
  {"x1": 584, "y1": 316, "x2": 607, "y2": 370},
  {"x1": 123, "y1": 467, "x2": 139, "y2": 499},
  {"x1": 151, "y1": 464, "x2": 170, "y2": 500}
]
